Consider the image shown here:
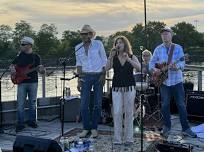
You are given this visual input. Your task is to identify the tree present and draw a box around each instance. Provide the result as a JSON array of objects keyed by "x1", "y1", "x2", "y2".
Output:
[
  {"x1": 59, "y1": 30, "x2": 81, "y2": 64},
  {"x1": 0, "y1": 25, "x2": 15, "y2": 58},
  {"x1": 12, "y1": 20, "x2": 36, "y2": 51},
  {"x1": 145, "y1": 21, "x2": 166, "y2": 51},
  {"x1": 35, "y1": 24, "x2": 60, "y2": 58},
  {"x1": 172, "y1": 22, "x2": 204, "y2": 49},
  {"x1": 0, "y1": 25, "x2": 12, "y2": 42},
  {"x1": 131, "y1": 23, "x2": 145, "y2": 55},
  {"x1": 131, "y1": 21, "x2": 165, "y2": 54}
]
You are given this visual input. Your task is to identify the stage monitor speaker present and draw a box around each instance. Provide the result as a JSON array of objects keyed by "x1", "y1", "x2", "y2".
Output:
[
  {"x1": 186, "y1": 91, "x2": 204, "y2": 119},
  {"x1": 156, "y1": 141, "x2": 191, "y2": 152},
  {"x1": 13, "y1": 135, "x2": 62, "y2": 152}
]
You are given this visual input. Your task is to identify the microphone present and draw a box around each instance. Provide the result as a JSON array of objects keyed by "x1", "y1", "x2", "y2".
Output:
[{"x1": 112, "y1": 46, "x2": 120, "y2": 52}]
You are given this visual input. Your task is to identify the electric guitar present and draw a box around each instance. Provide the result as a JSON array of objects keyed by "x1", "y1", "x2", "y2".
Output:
[
  {"x1": 151, "y1": 56, "x2": 184, "y2": 87},
  {"x1": 11, "y1": 64, "x2": 40, "y2": 84}
]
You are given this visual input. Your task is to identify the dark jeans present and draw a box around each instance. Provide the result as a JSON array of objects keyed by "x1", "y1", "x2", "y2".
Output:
[
  {"x1": 160, "y1": 82, "x2": 189, "y2": 131},
  {"x1": 81, "y1": 74, "x2": 103, "y2": 130}
]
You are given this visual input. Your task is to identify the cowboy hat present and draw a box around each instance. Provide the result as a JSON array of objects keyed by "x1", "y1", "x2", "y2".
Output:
[{"x1": 80, "y1": 24, "x2": 96, "y2": 36}]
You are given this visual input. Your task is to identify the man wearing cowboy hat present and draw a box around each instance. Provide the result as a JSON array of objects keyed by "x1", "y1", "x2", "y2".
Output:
[{"x1": 75, "y1": 25, "x2": 107, "y2": 138}]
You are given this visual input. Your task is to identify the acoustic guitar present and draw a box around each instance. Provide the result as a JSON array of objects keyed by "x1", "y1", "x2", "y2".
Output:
[{"x1": 11, "y1": 64, "x2": 40, "y2": 84}]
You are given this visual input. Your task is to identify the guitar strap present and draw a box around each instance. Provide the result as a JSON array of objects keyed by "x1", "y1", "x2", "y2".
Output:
[{"x1": 167, "y1": 43, "x2": 175, "y2": 65}]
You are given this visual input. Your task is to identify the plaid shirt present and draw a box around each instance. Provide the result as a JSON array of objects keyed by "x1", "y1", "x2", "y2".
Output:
[{"x1": 149, "y1": 43, "x2": 185, "y2": 86}]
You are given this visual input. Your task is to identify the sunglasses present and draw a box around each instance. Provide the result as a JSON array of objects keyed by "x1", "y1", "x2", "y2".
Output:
[
  {"x1": 80, "y1": 33, "x2": 88, "y2": 36},
  {"x1": 21, "y1": 43, "x2": 29, "y2": 46}
]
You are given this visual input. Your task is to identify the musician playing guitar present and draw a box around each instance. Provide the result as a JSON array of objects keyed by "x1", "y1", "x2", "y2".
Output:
[
  {"x1": 10, "y1": 36, "x2": 45, "y2": 132},
  {"x1": 149, "y1": 27, "x2": 197, "y2": 138}
]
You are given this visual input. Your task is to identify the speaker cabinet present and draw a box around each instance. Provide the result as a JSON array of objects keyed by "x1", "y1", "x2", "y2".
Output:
[
  {"x1": 63, "y1": 97, "x2": 80, "y2": 122},
  {"x1": 13, "y1": 135, "x2": 62, "y2": 152},
  {"x1": 186, "y1": 91, "x2": 204, "y2": 118}
]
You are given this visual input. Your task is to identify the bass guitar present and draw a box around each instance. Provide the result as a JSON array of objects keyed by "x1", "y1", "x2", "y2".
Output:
[{"x1": 11, "y1": 64, "x2": 39, "y2": 84}]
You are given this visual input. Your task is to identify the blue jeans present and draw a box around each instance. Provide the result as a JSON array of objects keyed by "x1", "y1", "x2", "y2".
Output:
[
  {"x1": 160, "y1": 83, "x2": 189, "y2": 131},
  {"x1": 81, "y1": 74, "x2": 103, "y2": 130},
  {"x1": 17, "y1": 83, "x2": 38, "y2": 126}
]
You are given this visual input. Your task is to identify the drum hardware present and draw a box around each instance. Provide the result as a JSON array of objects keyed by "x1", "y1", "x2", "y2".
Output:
[
  {"x1": 144, "y1": 87, "x2": 162, "y2": 123},
  {"x1": 134, "y1": 94, "x2": 146, "y2": 127}
]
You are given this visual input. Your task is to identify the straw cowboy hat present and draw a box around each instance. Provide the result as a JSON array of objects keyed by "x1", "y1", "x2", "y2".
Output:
[{"x1": 80, "y1": 25, "x2": 96, "y2": 37}]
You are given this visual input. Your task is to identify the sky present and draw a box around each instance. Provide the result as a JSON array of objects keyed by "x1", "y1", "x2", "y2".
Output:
[{"x1": 0, "y1": 0, "x2": 204, "y2": 37}]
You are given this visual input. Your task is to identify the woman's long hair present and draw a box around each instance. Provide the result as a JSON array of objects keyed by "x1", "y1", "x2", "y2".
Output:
[{"x1": 113, "y1": 36, "x2": 133, "y2": 56}]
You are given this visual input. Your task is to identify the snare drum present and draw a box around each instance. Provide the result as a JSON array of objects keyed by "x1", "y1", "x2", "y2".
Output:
[{"x1": 134, "y1": 73, "x2": 149, "y2": 91}]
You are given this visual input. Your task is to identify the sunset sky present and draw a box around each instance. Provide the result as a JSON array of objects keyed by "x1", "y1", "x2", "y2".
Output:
[{"x1": 0, "y1": 0, "x2": 203, "y2": 37}]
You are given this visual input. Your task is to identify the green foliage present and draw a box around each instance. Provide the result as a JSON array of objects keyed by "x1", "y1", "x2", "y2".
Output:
[
  {"x1": 12, "y1": 20, "x2": 36, "y2": 51},
  {"x1": 60, "y1": 30, "x2": 81, "y2": 65},
  {"x1": 0, "y1": 20, "x2": 203, "y2": 64},
  {"x1": 0, "y1": 25, "x2": 15, "y2": 58},
  {"x1": 172, "y1": 22, "x2": 204, "y2": 49},
  {"x1": 35, "y1": 24, "x2": 60, "y2": 58}
]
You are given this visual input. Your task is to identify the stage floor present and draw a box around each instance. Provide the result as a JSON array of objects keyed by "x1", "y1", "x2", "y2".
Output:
[{"x1": 0, "y1": 115, "x2": 203, "y2": 152}]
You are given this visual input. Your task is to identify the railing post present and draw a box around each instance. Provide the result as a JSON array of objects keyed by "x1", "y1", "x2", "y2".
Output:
[
  {"x1": 42, "y1": 74, "x2": 46, "y2": 98},
  {"x1": 198, "y1": 71, "x2": 202, "y2": 91},
  {"x1": 106, "y1": 71, "x2": 110, "y2": 93}
]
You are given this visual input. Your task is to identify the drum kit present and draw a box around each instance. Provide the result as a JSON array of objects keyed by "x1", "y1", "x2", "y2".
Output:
[
  {"x1": 105, "y1": 72, "x2": 162, "y2": 126},
  {"x1": 133, "y1": 72, "x2": 162, "y2": 127}
]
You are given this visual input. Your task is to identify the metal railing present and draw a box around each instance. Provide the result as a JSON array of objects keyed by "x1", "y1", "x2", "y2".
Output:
[{"x1": 0, "y1": 64, "x2": 203, "y2": 102}]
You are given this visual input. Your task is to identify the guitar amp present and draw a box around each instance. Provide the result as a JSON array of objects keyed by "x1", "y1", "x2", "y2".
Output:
[{"x1": 156, "y1": 141, "x2": 192, "y2": 152}]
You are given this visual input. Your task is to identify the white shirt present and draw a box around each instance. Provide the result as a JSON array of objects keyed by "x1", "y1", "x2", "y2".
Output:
[{"x1": 75, "y1": 39, "x2": 107, "y2": 73}]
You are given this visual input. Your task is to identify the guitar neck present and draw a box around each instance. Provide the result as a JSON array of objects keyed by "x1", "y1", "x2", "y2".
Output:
[{"x1": 25, "y1": 66, "x2": 39, "y2": 74}]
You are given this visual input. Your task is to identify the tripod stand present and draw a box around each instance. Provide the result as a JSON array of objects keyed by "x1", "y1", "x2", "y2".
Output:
[{"x1": 145, "y1": 87, "x2": 162, "y2": 122}]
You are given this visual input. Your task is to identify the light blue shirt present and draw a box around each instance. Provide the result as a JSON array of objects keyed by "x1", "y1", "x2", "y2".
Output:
[{"x1": 149, "y1": 43, "x2": 185, "y2": 86}]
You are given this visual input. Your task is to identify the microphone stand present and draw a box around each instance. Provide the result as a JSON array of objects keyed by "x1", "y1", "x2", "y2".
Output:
[
  {"x1": 0, "y1": 68, "x2": 9, "y2": 133},
  {"x1": 59, "y1": 58, "x2": 71, "y2": 137},
  {"x1": 59, "y1": 42, "x2": 85, "y2": 137},
  {"x1": 139, "y1": 46, "x2": 144, "y2": 152}
]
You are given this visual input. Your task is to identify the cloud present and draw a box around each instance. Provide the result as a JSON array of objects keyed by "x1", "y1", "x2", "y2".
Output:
[{"x1": 0, "y1": 0, "x2": 203, "y2": 36}]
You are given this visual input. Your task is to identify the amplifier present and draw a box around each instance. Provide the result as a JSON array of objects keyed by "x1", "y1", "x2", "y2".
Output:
[
  {"x1": 156, "y1": 141, "x2": 192, "y2": 152},
  {"x1": 186, "y1": 91, "x2": 204, "y2": 118},
  {"x1": 63, "y1": 96, "x2": 81, "y2": 122}
]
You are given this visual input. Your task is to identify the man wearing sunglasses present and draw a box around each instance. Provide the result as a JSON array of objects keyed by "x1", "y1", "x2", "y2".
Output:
[
  {"x1": 10, "y1": 36, "x2": 45, "y2": 132},
  {"x1": 75, "y1": 25, "x2": 107, "y2": 138}
]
